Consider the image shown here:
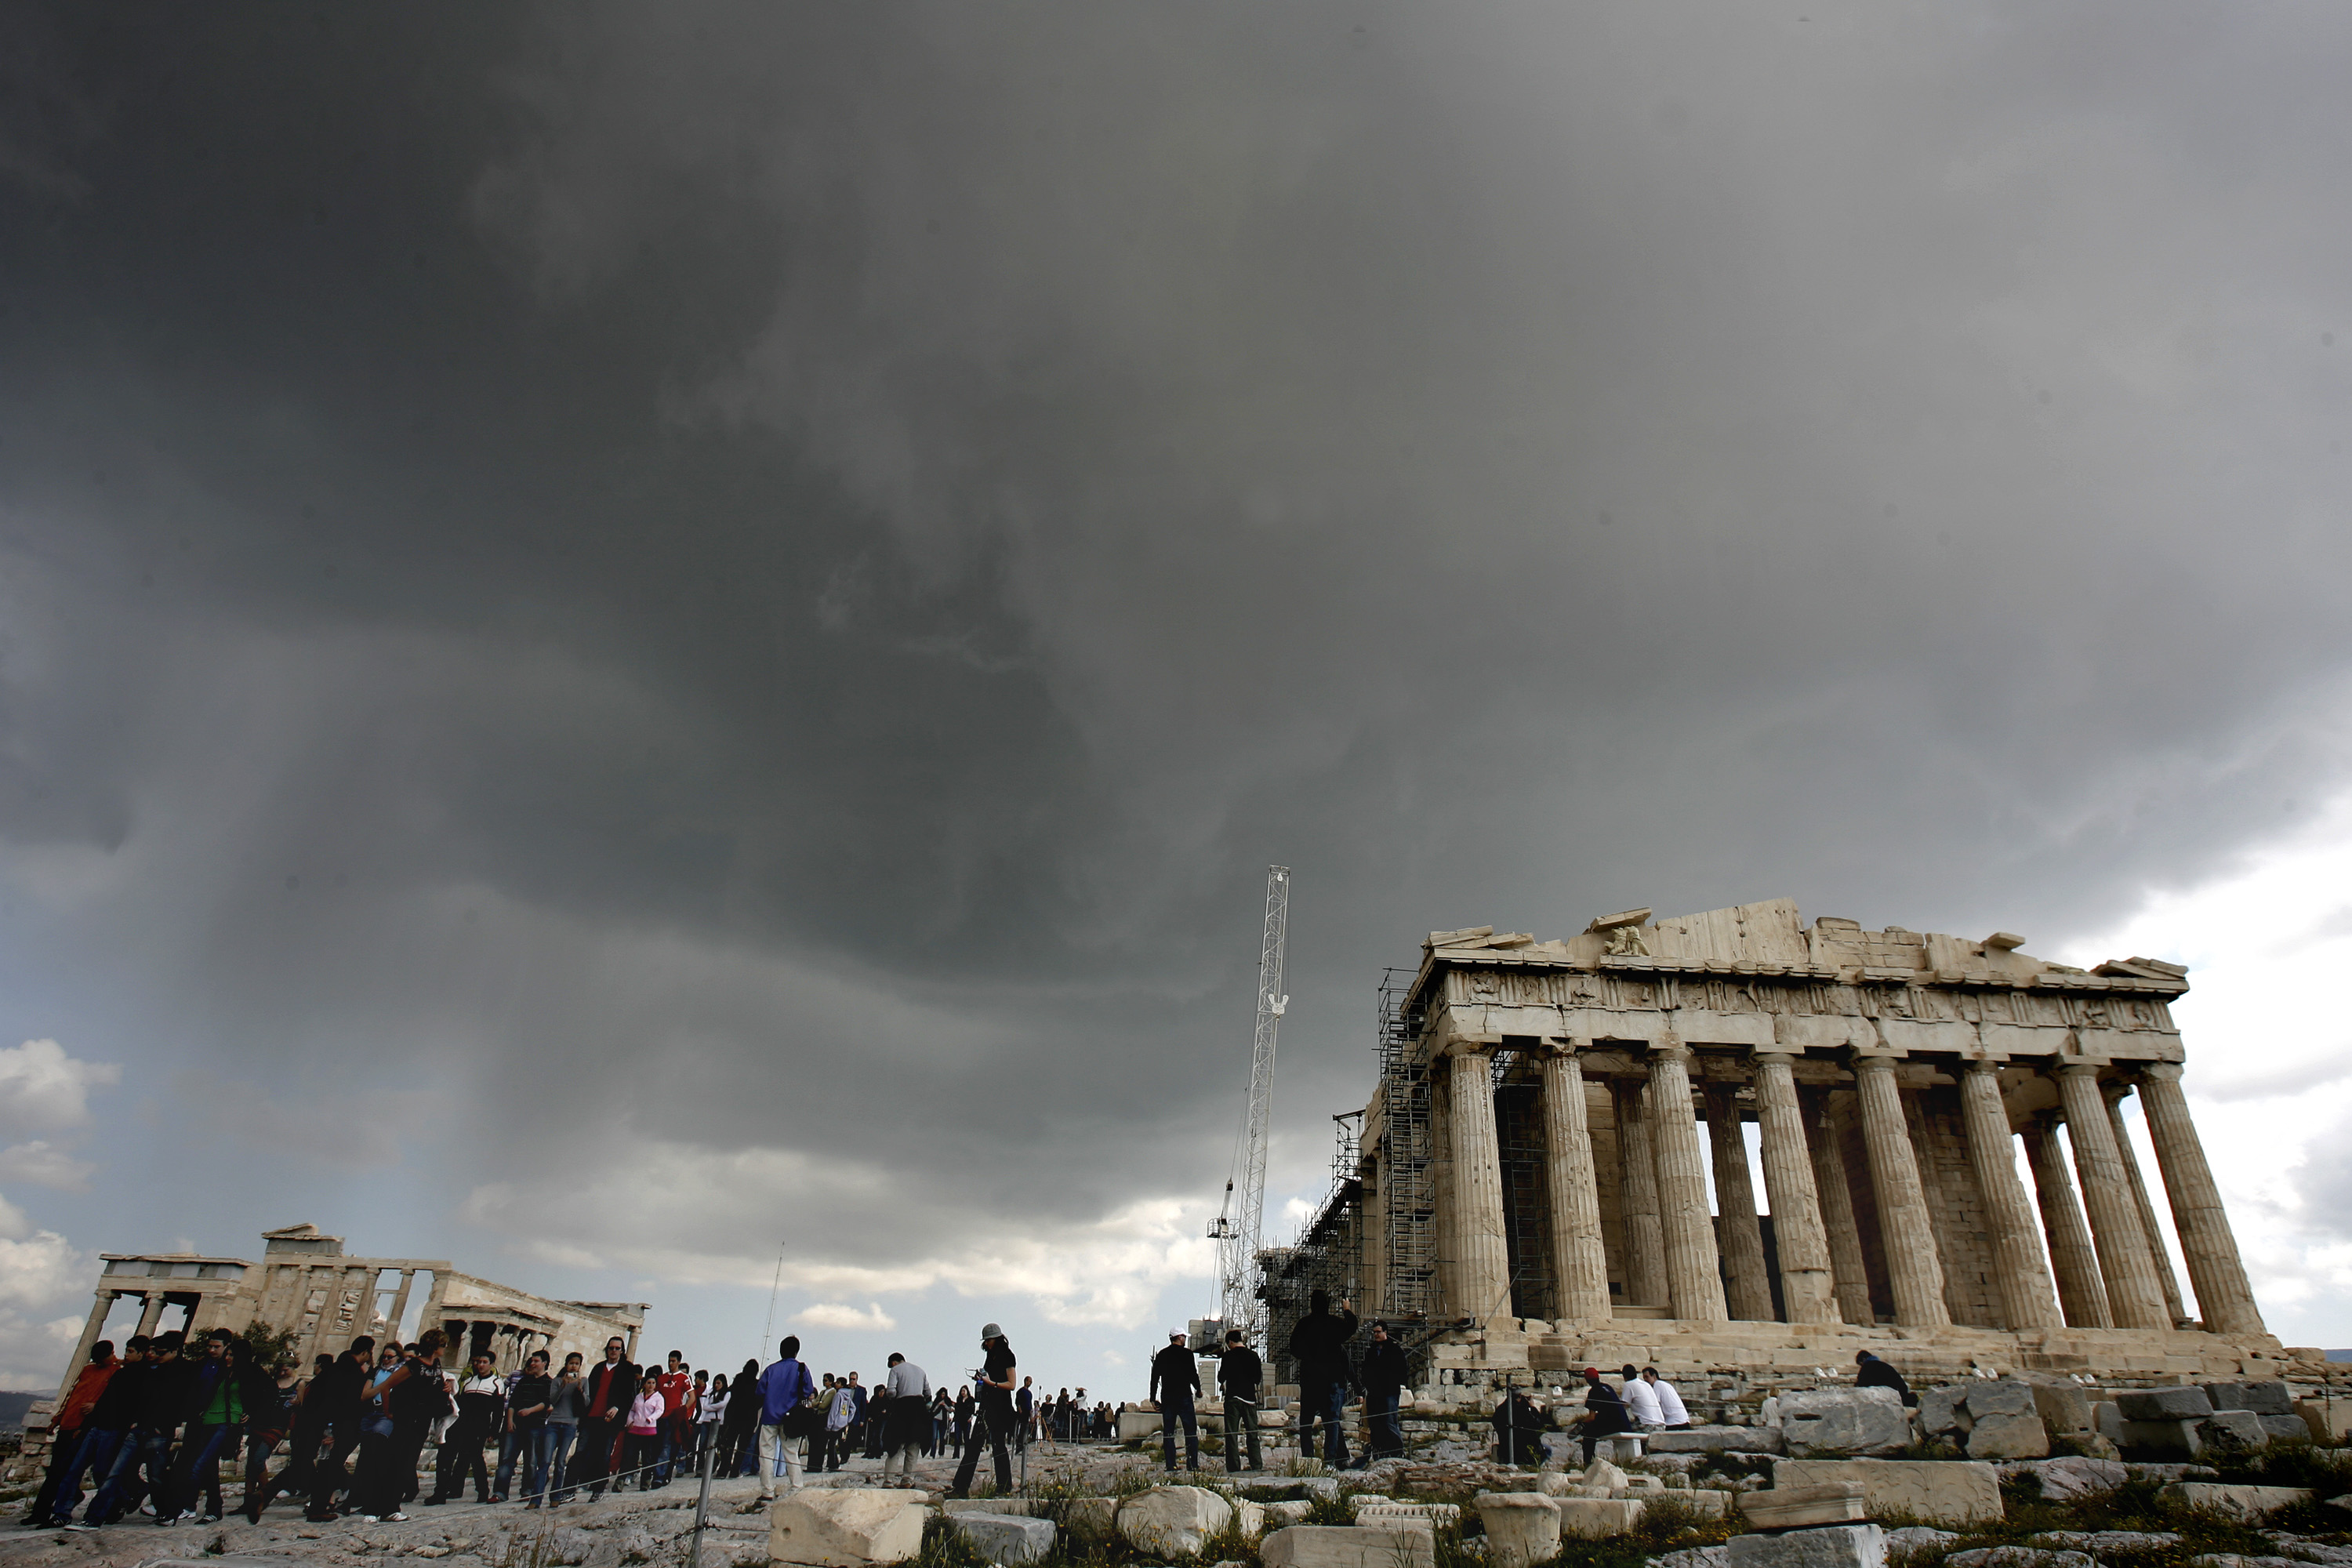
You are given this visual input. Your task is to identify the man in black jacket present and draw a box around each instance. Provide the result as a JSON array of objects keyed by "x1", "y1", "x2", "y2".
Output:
[
  {"x1": 1572, "y1": 1367, "x2": 1631, "y2": 1464},
  {"x1": 1358, "y1": 1323, "x2": 1410, "y2": 1462},
  {"x1": 1287, "y1": 1291, "x2": 1357, "y2": 1468},
  {"x1": 1149, "y1": 1330, "x2": 1201, "y2": 1474},
  {"x1": 1854, "y1": 1351, "x2": 1916, "y2": 1406},
  {"x1": 575, "y1": 1337, "x2": 639, "y2": 1501},
  {"x1": 51, "y1": 1336, "x2": 147, "y2": 1526},
  {"x1": 1216, "y1": 1330, "x2": 1262, "y2": 1474},
  {"x1": 83, "y1": 1330, "x2": 187, "y2": 1526},
  {"x1": 305, "y1": 1338, "x2": 374, "y2": 1521}
]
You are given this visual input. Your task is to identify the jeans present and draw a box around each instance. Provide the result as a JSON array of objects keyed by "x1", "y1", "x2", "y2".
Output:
[
  {"x1": 1160, "y1": 1399, "x2": 1199, "y2": 1472},
  {"x1": 536, "y1": 1423, "x2": 573, "y2": 1502},
  {"x1": 1299, "y1": 1381, "x2": 1349, "y2": 1467},
  {"x1": 493, "y1": 1430, "x2": 522, "y2": 1499},
  {"x1": 1222, "y1": 1396, "x2": 1263, "y2": 1472},
  {"x1": 949, "y1": 1398, "x2": 1011, "y2": 1497},
  {"x1": 756, "y1": 1425, "x2": 804, "y2": 1494},
  {"x1": 48, "y1": 1426, "x2": 124, "y2": 1523},
  {"x1": 1365, "y1": 1390, "x2": 1403, "y2": 1460},
  {"x1": 88, "y1": 1427, "x2": 172, "y2": 1524}
]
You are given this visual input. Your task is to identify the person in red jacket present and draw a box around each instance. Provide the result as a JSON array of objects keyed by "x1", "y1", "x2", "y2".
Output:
[
  {"x1": 652, "y1": 1352, "x2": 692, "y2": 1485},
  {"x1": 23, "y1": 1342, "x2": 117, "y2": 1526},
  {"x1": 573, "y1": 1338, "x2": 639, "y2": 1501}
]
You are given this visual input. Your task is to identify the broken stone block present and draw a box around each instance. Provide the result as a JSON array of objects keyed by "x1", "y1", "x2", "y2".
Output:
[
  {"x1": 2259, "y1": 1414, "x2": 2310, "y2": 1446},
  {"x1": 1738, "y1": 1483, "x2": 1869, "y2": 1530},
  {"x1": 1777, "y1": 1388, "x2": 1914, "y2": 1457},
  {"x1": 2114, "y1": 1387, "x2": 2214, "y2": 1421},
  {"x1": 2093, "y1": 1402, "x2": 2125, "y2": 1445},
  {"x1": 1351, "y1": 1501, "x2": 1457, "y2": 1527},
  {"x1": 1474, "y1": 1492, "x2": 1562, "y2": 1568},
  {"x1": 1963, "y1": 1381, "x2": 2038, "y2": 1421},
  {"x1": 1726, "y1": 1523, "x2": 1886, "y2": 1568},
  {"x1": 1554, "y1": 1497, "x2": 1648, "y2": 1538},
  {"x1": 1772, "y1": 1460, "x2": 2004, "y2": 1526},
  {"x1": 1577, "y1": 1457, "x2": 1630, "y2": 1495},
  {"x1": 2017, "y1": 1457, "x2": 2128, "y2": 1501},
  {"x1": 2155, "y1": 1482, "x2": 2314, "y2": 1519},
  {"x1": 1964, "y1": 1412, "x2": 2050, "y2": 1461},
  {"x1": 2235, "y1": 1382, "x2": 2294, "y2": 1416},
  {"x1": 2031, "y1": 1385, "x2": 2092, "y2": 1435},
  {"x1": 2118, "y1": 1418, "x2": 2204, "y2": 1459},
  {"x1": 1261, "y1": 1526, "x2": 1436, "y2": 1568},
  {"x1": 948, "y1": 1514, "x2": 1057, "y2": 1566},
  {"x1": 1261, "y1": 1501, "x2": 1315, "y2": 1527},
  {"x1": 2200, "y1": 1381, "x2": 2250, "y2": 1411},
  {"x1": 1918, "y1": 1387, "x2": 1966, "y2": 1436},
  {"x1": 1649, "y1": 1425, "x2": 1788, "y2": 1454},
  {"x1": 2194, "y1": 1410, "x2": 2269, "y2": 1454},
  {"x1": 2296, "y1": 1399, "x2": 2352, "y2": 1443},
  {"x1": 768, "y1": 1488, "x2": 928, "y2": 1567},
  {"x1": 1116, "y1": 1486, "x2": 1235, "y2": 1559}
]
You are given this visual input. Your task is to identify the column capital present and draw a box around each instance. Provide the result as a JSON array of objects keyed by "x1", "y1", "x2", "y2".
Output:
[
  {"x1": 2140, "y1": 1061, "x2": 2183, "y2": 1083},
  {"x1": 1650, "y1": 1038, "x2": 1692, "y2": 1064},
  {"x1": 1752, "y1": 1045, "x2": 1799, "y2": 1062},
  {"x1": 2056, "y1": 1061, "x2": 2102, "y2": 1080},
  {"x1": 1849, "y1": 1051, "x2": 1899, "y2": 1076},
  {"x1": 1442, "y1": 1038, "x2": 1495, "y2": 1061},
  {"x1": 1964, "y1": 1057, "x2": 2001, "y2": 1077}
]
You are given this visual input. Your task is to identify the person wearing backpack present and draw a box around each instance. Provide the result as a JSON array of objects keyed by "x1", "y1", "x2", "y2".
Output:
[{"x1": 755, "y1": 1336, "x2": 816, "y2": 1501}]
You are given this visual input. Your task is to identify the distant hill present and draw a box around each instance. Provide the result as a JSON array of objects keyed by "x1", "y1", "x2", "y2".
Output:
[{"x1": 0, "y1": 1391, "x2": 42, "y2": 1432}]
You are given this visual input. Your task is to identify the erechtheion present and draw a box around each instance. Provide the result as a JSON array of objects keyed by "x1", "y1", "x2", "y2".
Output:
[{"x1": 1262, "y1": 900, "x2": 2310, "y2": 1390}]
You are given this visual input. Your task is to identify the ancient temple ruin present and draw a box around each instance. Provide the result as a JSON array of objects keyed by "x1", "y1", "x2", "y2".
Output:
[{"x1": 1265, "y1": 900, "x2": 2303, "y2": 1391}]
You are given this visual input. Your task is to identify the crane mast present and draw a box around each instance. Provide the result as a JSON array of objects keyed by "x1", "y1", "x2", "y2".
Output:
[{"x1": 1210, "y1": 865, "x2": 1289, "y2": 1348}]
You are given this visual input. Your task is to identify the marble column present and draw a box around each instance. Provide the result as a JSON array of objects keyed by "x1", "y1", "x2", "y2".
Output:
[
  {"x1": 1448, "y1": 1045, "x2": 1513, "y2": 1324},
  {"x1": 1959, "y1": 1061, "x2": 2063, "y2": 1330},
  {"x1": 2136, "y1": 1062, "x2": 2266, "y2": 1336},
  {"x1": 134, "y1": 1290, "x2": 167, "y2": 1338},
  {"x1": 385, "y1": 1269, "x2": 418, "y2": 1348},
  {"x1": 1753, "y1": 1054, "x2": 1839, "y2": 1323},
  {"x1": 1613, "y1": 1079, "x2": 1669, "y2": 1308},
  {"x1": 1804, "y1": 1090, "x2": 1875, "y2": 1325},
  {"x1": 1647, "y1": 1043, "x2": 1729, "y2": 1322},
  {"x1": 2023, "y1": 1114, "x2": 2111, "y2": 1328},
  {"x1": 2104, "y1": 1083, "x2": 2187, "y2": 1327},
  {"x1": 1851, "y1": 1056, "x2": 1949, "y2": 1327},
  {"x1": 1702, "y1": 1082, "x2": 1775, "y2": 1321},
  {"x1": 2056, "y1": 1065, "x2": 2169, "y2": 1330},
  {"x1": 1541, "y1": 1041, "x2": 1611, "y2": 1323}
]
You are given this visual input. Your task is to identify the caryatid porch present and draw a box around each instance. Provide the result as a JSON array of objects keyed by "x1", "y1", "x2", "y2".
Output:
[{"x1": 1363, "y1": 901, "x2": 2279, "y2": 1376}]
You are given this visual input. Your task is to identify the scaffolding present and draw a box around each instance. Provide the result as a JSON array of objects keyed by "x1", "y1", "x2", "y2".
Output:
[
  {"x1": 1259, "y1": 1112, "x2": 1363, "y2": 1385},
  {"x1": 1377, "y1": 967, "x2": 1436, "y2": 1323},
  {"x1": 1492, "y1": 1054, "x2": 1556, "y2": 1322}
]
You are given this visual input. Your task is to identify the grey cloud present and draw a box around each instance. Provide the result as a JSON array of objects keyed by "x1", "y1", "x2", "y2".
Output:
[{"x1": 3, "y1": 3, "x2": 2352, "y2": 1316}]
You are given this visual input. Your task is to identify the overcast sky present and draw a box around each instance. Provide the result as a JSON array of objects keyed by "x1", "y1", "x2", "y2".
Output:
[{"x1": 4, "y1": 2, "x2": 2352, "y2": 1390}]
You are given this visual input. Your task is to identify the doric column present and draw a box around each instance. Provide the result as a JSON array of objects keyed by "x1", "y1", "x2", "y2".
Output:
[
  {"x1": 385, "y1": 1269, "x2": 418, "y2": 1347},
  {"x1": 1613, "y1": 1079, "x2": 1669, "y2": 1308},
  {"x1": 134, "y1": 1290, "x2": 167, "y2": 1338},
  {"x1": 1803, "y1": 1089, "x2": 1875, "y2": 1325},
  {"x1": 1702, "y1": 1081, "x2": 1775, "y2": 1321},
  {"x1": 1851, "y1": 1056, "x2": 1949, "y2": 1327},
  {"x1": 2136, "y1": 1062, "x2": 2266, "y2": 1336},
  {"x1": 2056, "y1": 1065, "x2": 2169, "y2": 1330},
  {"x1": 1447, "y1": 1044, "x2": 1513, "y2": 1325},
  {"x1": 2023, "y1": 1114, "x2": 2111, "y2": 1327},
  {"x1": 1541, "y1": 1041, "x2": 1611, "y2": 1323},
  {"x1": 1754, "y1": 1055, "x2": 1838, "y2": 1323},
  {"x1": 1647, "y1": 1042, "x2": 1729, "y2": 1322},
  {"x1": 1959, "y1": 1062, "x2": 2063, "y2": 1330},
  {"x1": 56, "y1": 1291, "x2": 116, "y2": 1401},
  {"x1": 2104, "y1": 1083, "x2": 2187, "y2": 1326}
]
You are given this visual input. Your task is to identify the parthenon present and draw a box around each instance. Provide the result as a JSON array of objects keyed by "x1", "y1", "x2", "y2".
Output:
[{"x1": 1265, "y1": 899, "x2": 2296, "y2": 1388}]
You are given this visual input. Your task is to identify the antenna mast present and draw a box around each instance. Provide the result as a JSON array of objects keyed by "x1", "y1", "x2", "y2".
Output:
[{"x1": 1209, "y1": 865, "x2": 1290, "y2": 1347}]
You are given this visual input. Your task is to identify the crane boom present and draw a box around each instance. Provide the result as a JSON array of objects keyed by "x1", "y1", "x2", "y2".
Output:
[{"x1": 1210, "y1": 865, "x2": 1289, "y2": 1348}]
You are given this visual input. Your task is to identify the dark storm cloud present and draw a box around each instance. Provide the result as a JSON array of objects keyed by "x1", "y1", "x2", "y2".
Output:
[{"x1": 3, "y1": 2, "x2": 2351, "y2": 1301}]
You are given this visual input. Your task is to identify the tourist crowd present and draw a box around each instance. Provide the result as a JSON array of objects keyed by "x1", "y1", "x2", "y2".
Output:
[{"x1": 16, "y1": 1320, "x2": 1119, "y2": 1531}]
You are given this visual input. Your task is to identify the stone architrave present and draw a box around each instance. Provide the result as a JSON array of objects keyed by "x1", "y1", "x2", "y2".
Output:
[
  {"x1": 1614, "y1": 1079, "x2": 1669, "y2": 1308},
  {"x1": 1802, "y1": 1089, "x2": 1876, "y2": 1327},
  {"x1": 1647, "y1": 1042, "x2": 1730, "y2": 1322},
  {"x1": 949, "y1": 1515, "x2": 1057, "y2": 1566},
  {"x1": 1958, "y1": 1062, "x2": 2062, "y2": 1330},
  {"x1": 1733, "y1": 1490, "x2": 1872, "y2": 1535},
  {"x1": 2056, "y1": 1066, "x2": 2169, "y2": 1331},
  {"x1": 2136, "y1": 1062, "x2": 2267, "y2": 1336},
  {"x1": 1262, "y1": 1526, "x2": 1436, "y2": 1568},
  {"x1": 1753, "y1": 1054, "x2": 1838, "y2": 1324},
  {"x1": 1448, "y1": 1046, "x2": 1513, "y2": 1325},
  {"x1": 1770, "y1": 1460, "x2": 2004, "y2": 1525},
  {"x1": 2103, "y1": 1083, "x2": 2187, "y2": 1326},
  {"x1": 1776, "y1": 1388, "x2": 1915, "y2": 1457},
  {"x1": 1541, "y1": 1042, "x2": 1612, "y2": 1322},
  {"x1": 1704, "y1": 1080, "x2": 1777, "y2": 1321},
  {"x1": 1850, "y1": 1057, "x2": 1949, "y2": 1327},
  {"x1": 2021, "y1": 1116, "x2": 2110, "y2": 1329}
]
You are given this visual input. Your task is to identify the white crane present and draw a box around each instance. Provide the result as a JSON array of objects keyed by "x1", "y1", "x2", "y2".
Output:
[{"x1": 1208, "y1": 865, "x2": 1290, "y2": 1348}]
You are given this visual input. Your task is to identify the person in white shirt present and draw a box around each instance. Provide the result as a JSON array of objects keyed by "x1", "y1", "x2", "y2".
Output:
[
  {"x1": 1642, "y1": 1367, "x2": 1690, "y2": 1429},
  {"x1": 880, "y1": 1353, "x2": 930, "y2": 1481},
  {"x1": 1618, "y1": 1363, "x2": 1664, "y2": 1428}
]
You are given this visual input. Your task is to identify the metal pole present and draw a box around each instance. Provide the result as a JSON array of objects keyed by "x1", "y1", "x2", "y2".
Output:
[{"x1": 687, "y1": 1426, "x2": 717, "y2": 1568}]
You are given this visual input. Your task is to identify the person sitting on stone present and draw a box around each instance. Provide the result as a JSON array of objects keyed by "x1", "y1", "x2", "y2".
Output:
[
  {"x1": 1854, "y1": 1350, "x2": 1917, "y2": 1407},
  {"x1": 1570, "y1": 1367, "x2": 1632, "y2": 1464},
  {"x1": 1641, "y1": 1367, "x2": 1690, "y2": 1429},
  {"x1": 1491, "y1": 1385, "x2": 1547, "y2": 1466},
  {"x1": 1620, "y1": 1363, "x2": 1663, "y2": 1428}
]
